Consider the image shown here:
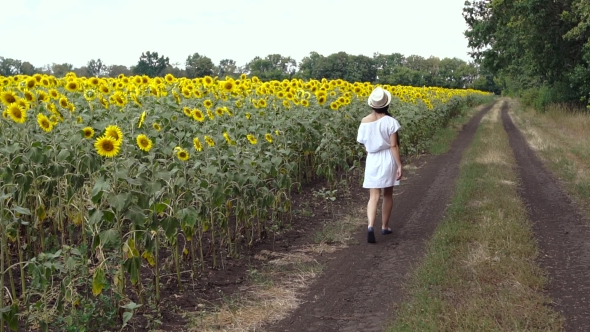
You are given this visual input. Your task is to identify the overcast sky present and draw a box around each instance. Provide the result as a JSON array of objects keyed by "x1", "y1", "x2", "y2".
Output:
[{"x1": 2, "y1": 0, "x2": 474, "y2": 69}]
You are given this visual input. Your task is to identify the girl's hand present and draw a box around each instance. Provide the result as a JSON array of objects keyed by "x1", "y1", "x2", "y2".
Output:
[{"x1": 396, "y1": 166, "x2": 402, "y2": 180}]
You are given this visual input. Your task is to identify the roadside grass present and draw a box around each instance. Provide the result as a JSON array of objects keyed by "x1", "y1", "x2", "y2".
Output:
[
  {"x1": 388, "y1": 101, "x2": 564, "y2": 331},
  {"x1": 508, "y1": 100, "x2": 590, "y2": 219},
  {"x1": 427, "y1": 101, "x2": 496, "y2": 155}
]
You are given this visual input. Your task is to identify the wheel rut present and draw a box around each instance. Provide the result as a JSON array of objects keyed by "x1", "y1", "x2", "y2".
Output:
[
  {"x1": 502, "y1": 104, "x2": 590, "y2": 332},
  {"x1": 266, "y1": 102, "x2": 496, "y2": 332}
]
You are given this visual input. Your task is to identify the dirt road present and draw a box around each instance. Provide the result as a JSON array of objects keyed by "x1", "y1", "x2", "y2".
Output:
[
  {"x1": 502, "y1": 105, "x2": 590, "y2": 332},
  {"x1": 266, "y1": 103, "x2": 495, "y2": 332}
]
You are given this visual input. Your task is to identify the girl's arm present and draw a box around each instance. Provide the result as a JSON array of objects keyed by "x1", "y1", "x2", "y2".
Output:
[{"x1": 390, "y1": 132, "x2": 402, "y2": 180}]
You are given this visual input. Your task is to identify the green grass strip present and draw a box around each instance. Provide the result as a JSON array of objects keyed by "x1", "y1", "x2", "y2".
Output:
[{"x1": 388, "y1": 102, "x2": 564, "y2": 331}]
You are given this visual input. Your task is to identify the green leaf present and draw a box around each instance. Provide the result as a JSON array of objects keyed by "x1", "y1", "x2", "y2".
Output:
[
  {"x1": 126, "y1": 206, "x2": 146, "y2": 225},
  {"x1": 122, "y1": 311, "x2": 133, "y2": 328},
  {"x1": 99, "y1": 228, "x2": 120, "y2": 248},
  {"x1": 88, "y1": 209, "x2": 103, "y2": 225},
  {"x1": 120, "y1": 301, "x2": 142, "y2": 310},
  {"x1": 92, "y1": 267, "x2": 106, "y2": 297},
  {"x1": 91, "y1": 176, "x2": 110, "y2": 204},
  {"x1": 0, "y1": 303, "x2": 19, "y2": 331},
  {"x1": 178, "y1": 207, "x2": 198, "y2": 227},
  {"x1": 110, "y1": 193, "x2": 130, "y2": 212},
  {"x1": 57, "y1": 149, "x2": 70, "y2": 162},
  {"x1": 13, "y1": 205, "x2": 31, "y2": 215}
]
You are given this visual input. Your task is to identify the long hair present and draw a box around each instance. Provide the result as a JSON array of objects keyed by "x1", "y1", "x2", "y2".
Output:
[{"x1": 371, "y1": 105, "x2": 400, "y2": 147}]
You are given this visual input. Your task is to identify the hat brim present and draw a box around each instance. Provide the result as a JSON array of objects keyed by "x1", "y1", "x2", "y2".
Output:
[{"x1": 367, "y1": 90, "x2": 392, "y2": 108}]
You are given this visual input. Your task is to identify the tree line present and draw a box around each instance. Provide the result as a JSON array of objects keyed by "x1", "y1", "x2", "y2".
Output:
[
  {"x1": 0, "y1": 50, "x2": 490, "y2": 90},
  {"x1": 463, "y1": 0, "x2": 590, "y2": 107}
]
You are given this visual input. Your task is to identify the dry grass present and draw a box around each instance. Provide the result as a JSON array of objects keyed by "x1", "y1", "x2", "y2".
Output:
[
  {"x1": 389, "y1": 99, "x2": 564, "y2": 331},
  {"x1": 509, "y1": 99, "x2": 590, "y2": 218}
]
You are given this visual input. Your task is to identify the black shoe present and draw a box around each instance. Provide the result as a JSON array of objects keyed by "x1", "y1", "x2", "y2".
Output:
[{"x1": 367, "y1": 227, "x2": 376, "y2": 243}]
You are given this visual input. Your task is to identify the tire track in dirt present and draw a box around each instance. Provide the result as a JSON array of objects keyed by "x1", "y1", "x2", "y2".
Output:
[
  {"x1": 266, "y1": 102, "x2": 496, "y2": 332},
  {"x1": 502, "y1": 104, "x2": 590, "y2": 332}
]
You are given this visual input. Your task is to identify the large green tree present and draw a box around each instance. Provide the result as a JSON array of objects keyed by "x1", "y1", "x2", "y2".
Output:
[
  {"x1": 132, "y1": 51, "x2": 170, "y2": 77},
  {"x1": 463, "y1": 0, "x2": 588, "y2": 101},
  {"x1": 185, "y1": 53, "x2": 215, "y2": 78}
]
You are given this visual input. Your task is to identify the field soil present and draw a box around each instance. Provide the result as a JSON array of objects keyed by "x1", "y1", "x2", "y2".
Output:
[
  {"x1": 503, "y1": 105, "x2": 590, "y2": 331},
  {"x1": 265, "y1": 103, "x2": 495, "y2": 332}
]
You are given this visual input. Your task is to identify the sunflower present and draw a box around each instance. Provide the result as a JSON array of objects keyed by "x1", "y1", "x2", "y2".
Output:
[
  {"x1": 136, "y1": 134, "x2": 153, "y2": 152},
  {"x1": 193, "y1": 137, "x2": 203, "y2": 152},
  {"x1": 301, "y1": 99, "x2": 310, "y2": 107},
  {"x1": 215, "y1": 107, "x2": 224, "y2": 116},
  {"x1": 330, "y1": 102, "x2": 339, "y2": 110},
  {"x1": 317, "y1": 95, "x2": 327, "y2": 105},
  {"x1": 104, "y1": 125, "x2": 123, "y2": 143},
  {"x1": 176, "y1": 148, "x2": 189, "y2": 161},
  {"x1": 235, "y1": 100, "x2": 243, "y2": 108},
  {"x1": 94, "y1": 135, "x2": 121, "y2": 158},
  {"x1": 206, "y1": 109, "x2": 215, "y2": 120},
  {"x1": 26, "y1": 78, "x2": 36, "y2": 89},
  {"x1": 203, "y1": 99, "x2": 213, "y2": 109},
  {"x1": 15, "y1": 98, "x2": 29, "y2": 110},
  {"x1": 265, "y1": 133, "x2": 273, "y2": 143},
  {"x1": 223, "y1": 132, "x2": 232, "y2": 144},
  {"x1": 24, "y1": 90, "x2": 35, "y2": 102},
  {"x1": 192, "y1": 108, "x2": 205, "y2": 122},
  {"x1": 258, "y1": 98, "x2": 267, "y2": 108},
  {"x1": 193, "y1": 90, "x2": 202, "y2": 98},
  {"x1": 37, "y1": 113, "x2": 53, "y2": 132},
  {"x1": 1, "y1": 91, "x2": 17, "y2": 105},
  {"x1": 204, "y1": 135, "x2": 215, "y2": 147},
  {"x1": 183, "y1": 107, "x2": 192, "y2": 117},
  {"x1": 181, "y1": 88, "x2": 191, "y2": 98},
  {"x1": 65, "y1": 80, "x2": 80, "y2": 92},
  {"x1": 48, "y1": 89, "x2": 59, "y2": 99},
  {"x1": 6, "y1": 103, "x2": 26, "y2": 123},
  {"x1": 153, "y1": 122, "x2": 161, "y2": 131},
  {"x1": 203, "y1": 76, "x2": 213, "y2": 86},
  {"x1": 111, "y1": 92, "x2": 127, "y2": 107},
  {"x1": 246, "y1": 134, "x2": 257, "y2": 145},
  {"x1": 37, "y1": 91, "x2": 49, "y2": 103},
  {"x1": 165, "y1": 74, "x2": 175, "y2": 83},
  {"x1": 245, "y1": 112, "x2": 251, "y2": 120},
  {"x1": 89, "y1": 77, "x2": 100, "y2": 86},
  {"x1": 221, "y1": 80, "x2": 234, "y2": 92},
  {"x1": 84, "y1": 90, "x2": 97, "y2": 101},
  {"x1": 99, "y1": 85, "x2": 110, "y2": 94},
  {"x1": 138, "y1": 111, "x2": 146, "y2": 128},
  {"x1": 59, "y1": 97, "x2": 69, "y2": 108}
]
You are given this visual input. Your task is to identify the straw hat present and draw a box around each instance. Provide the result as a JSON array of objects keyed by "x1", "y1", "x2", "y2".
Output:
[{"x1": 367, "y1": 87, "x2": 392, "y2": 109}]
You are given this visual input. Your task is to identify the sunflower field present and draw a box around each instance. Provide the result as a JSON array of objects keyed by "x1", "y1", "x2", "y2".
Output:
[{"x1": 0, "y1": 72, "x2": 491, "y2": 331}]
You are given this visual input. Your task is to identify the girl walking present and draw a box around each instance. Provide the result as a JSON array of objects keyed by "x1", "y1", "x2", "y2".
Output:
[{"x1": 356, "y1": 87, "x2": 403, "y2": 243}]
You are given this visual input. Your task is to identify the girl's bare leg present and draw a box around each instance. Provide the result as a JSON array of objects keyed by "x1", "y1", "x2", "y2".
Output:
[
  {"x1": 367, "y1": 188, "x2": 381, "y2": 228},
  {"x1": 381, "y1": 186, "x2": 394, "y2": 230}
]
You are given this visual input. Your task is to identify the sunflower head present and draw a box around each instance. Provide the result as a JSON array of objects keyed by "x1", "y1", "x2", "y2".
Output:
[
  {"x1": 82, "y1": 127, "x2": 94, "y2": 139},
  {"x1": 193, "y1": 137, "x2": 203, "y2": 152},
  {"x1": 1, "y1": 91, "x2": 17, "y2": 105},
  {"x1": 203, "y1": 99, "x2": 213, "y2": 109},
  {"x1": 265, "y1": 133, "x2": 273, "y2": 143},
  {"x1": 204, "y1": 135, "x2": 215, "y2": 147},
  {"x1": 65, "y1": 80, "x2": 80, "y2": 92},
  {"x1": 176, "y1": 149, "x2": 189, "y2": 161},
  {"x1": 258, "y1": 98, "x2": 267, "y2": 108},
  {"x1": 136, "y1": 134, "x2": 153, "y2": 152},
  {"x1": 6, "y1": 103, "x2": 26, "y2": 124},
  {"x1": 94, "y1": 135, "x2": 121, "y2": 158},
  {"x1": 153, "y1": 122, "x2": 161, "y2": 131},
  {"x1": 104, "y1": 125, "x2": 123, "y2": 143},
  {"x1": 246, "y1": 134, "x2": 257, "y2": 145},
  {"x1": 192, "y1": 109, "x2": 205, "y2": 122},
  {"x1": 37, "y1": 113, "x2": 53, "y2": 132}
]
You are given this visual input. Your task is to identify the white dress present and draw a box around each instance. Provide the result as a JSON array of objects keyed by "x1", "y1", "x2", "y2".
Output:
[{"x1": 356, "y1": 116, "x2": 402, "y2": 188}]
